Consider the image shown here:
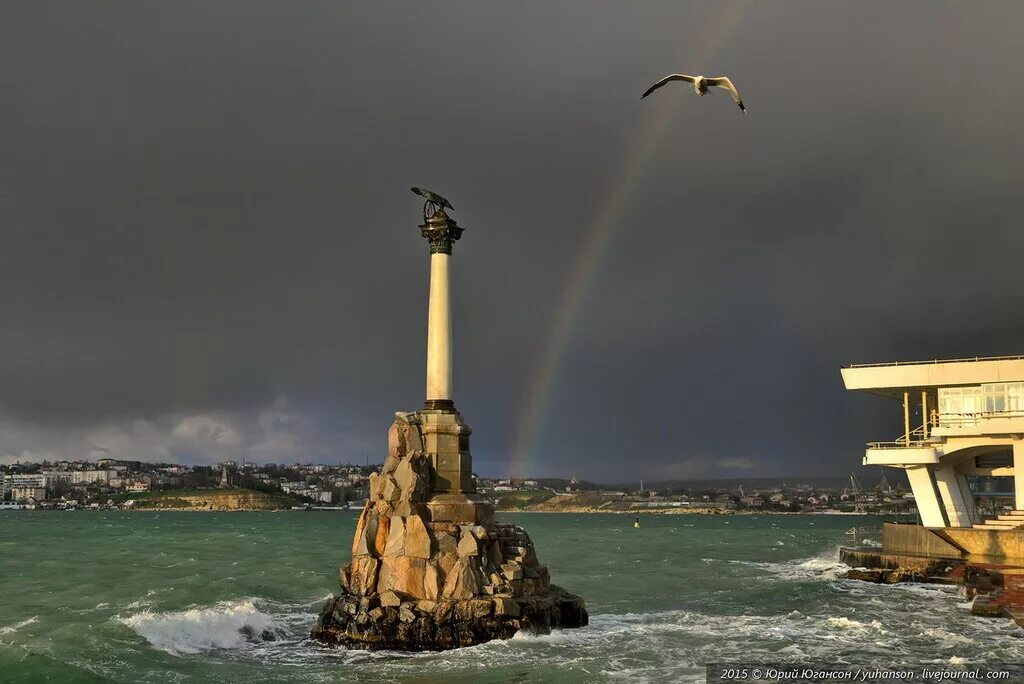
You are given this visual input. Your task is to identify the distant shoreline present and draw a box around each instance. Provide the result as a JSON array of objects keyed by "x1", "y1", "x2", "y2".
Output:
[
  {"x1": 497, "y1": 508, "x2": 878, "y2": 516},
  {"x1": 3, "y1": 507, "x2": 885, "y2": 516}
]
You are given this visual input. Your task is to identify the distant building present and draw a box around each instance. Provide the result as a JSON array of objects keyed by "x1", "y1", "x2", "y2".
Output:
[
  {"x1": 44, "y1": 470, "x2": 109, "y2": 486},
  {"x1": 11, "y1": 486, "x2": 46, "y2": 502},
  {"x1": 8, "y1": 474, "x2": 47, "y2": 490}
]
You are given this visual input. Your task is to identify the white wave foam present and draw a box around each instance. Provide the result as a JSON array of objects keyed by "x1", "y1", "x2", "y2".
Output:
[
  {"x1": 827, "y1": 616, "x2": 886, "y2": 633},
  {"x1": 921, "y1": 627, "x2": 975, "y2": 646},
  {"x1": 0, "y1": 616, "x2": 37, "y2": 635},
  {"x1": 727, "y1": 547, "x2": 848, "y2": 581},
  {"x1": 118, "y1": 599, "x2": 285, "y2": 655}
]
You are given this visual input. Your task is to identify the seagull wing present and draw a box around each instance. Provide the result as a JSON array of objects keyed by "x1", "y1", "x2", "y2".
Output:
[
  {"x1": 705, "y1": 77, "x2": 746, "y2": 112},
  {"x1": 641, "y1": 74, "x2": 695, "y2": 99}
]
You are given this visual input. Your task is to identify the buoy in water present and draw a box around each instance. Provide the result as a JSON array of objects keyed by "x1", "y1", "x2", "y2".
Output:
[{"x1": 634, "y1": 516, "x2": 640, "y2": 528}]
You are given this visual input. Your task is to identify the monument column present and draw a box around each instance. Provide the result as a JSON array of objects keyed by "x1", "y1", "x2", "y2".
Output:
[
  {"x1": 310, "y1": 188, "x2": 588, "y2": 651},
  {"x1": 413, "y1": 189, "x2": 488, "y2": 522},
  {"x1": 422, "y1": 215, "x2": 459, "y2": 409}
]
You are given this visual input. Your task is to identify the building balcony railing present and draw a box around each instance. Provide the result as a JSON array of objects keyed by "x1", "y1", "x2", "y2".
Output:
[
  {"x1": 866, "y1": 439, "x2": 933, "y2": 450},
  {"x1": 935, "y1": 410, "x2": 1024, "y2": 427},
  {"x1": 866, "y1": 424, "x2": 932, "y2": 450},
  {"x1": 867, "y1": 411, "x2": 1024, "y2": 448},
  {"x1": 847, "y1": 354, "x2": 1024, "y2": 369}
]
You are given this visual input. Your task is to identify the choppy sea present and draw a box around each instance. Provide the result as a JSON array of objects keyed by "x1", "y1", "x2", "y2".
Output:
[{"x1": 2, "y1": 511, "x2": 1022, "y2": 683}]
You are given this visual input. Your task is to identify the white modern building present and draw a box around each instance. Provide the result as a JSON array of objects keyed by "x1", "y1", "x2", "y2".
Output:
[
  {"x1": 43, "y1": 470, "x2": 111, "y2": 486},
  {"x1": 6, "y1": 473, "x2": 48, "y2": 490},
  {"x1": 843, "y1": 355, "x2": 1024, "y2": 528}
]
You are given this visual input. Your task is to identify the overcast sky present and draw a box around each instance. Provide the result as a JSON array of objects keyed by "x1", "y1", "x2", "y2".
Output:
[{"x1": 0, "y1": 2, "x2": 1021, "y2": 481}]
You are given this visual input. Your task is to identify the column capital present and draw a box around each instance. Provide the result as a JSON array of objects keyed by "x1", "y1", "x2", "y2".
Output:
[{"x1": 420, "y1": 209, "x2": 464, "y2": 255}]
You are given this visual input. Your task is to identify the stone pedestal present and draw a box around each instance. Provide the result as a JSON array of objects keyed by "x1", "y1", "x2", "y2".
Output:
[
  {"x1": 419, "y1": 408, "x2": 472, "y2": 494},
  {"x1": 311, "y1": 412, "x2": 587, "y2": 651}
]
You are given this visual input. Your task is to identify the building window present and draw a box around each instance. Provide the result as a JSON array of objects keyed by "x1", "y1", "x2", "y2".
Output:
[{"x1": 939, "y1": 382, "x2": 1024, "y2": 425}]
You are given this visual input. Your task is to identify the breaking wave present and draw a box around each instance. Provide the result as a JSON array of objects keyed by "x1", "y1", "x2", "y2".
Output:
[
  {"x1": 826, "y1": 616, "x2": 886, "y2": 632},
  {"x1": 0, "y1": 617, "x2": 38, "y2": 635},
  {"x1": 723, "y1": 547, "x2": 849, "y2": 580},
  {"x1": 118, "y1": 599, "x2": 291, "y2": 655}
]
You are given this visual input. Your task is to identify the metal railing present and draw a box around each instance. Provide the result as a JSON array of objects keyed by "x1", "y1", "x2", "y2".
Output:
[
  {"x1": 844, "y1": 525, "x2": 883, "y2": 547},
  {"x1": 866, "y1": 424, "x2": 933, "y2": 450},
  {"x1": 936, "y1": 410, "x2": 1024, "y2": 426},
  {"x1": 847, "y1": 354, "x2": 1024, "y2": 369},
  {"x1": 903, "y1": 505, "x2": 1008, "y2": 527},
  {"x1": 866, "y1": 441, "x2": 933, "y2": 450},
  {"x1": 864, "y1": 411, "x2": 1024, "y2": 447},
  {"x1": 943, "y1": 504, "x2": 986, "y2": 526}
]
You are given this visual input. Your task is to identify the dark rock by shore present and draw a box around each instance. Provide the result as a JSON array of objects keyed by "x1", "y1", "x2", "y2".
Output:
[{"x1": 311, "y1": 584, "x2": 587, "y2": 651}]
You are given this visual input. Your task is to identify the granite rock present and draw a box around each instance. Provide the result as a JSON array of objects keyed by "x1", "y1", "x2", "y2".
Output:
[{"x1": 405, "y1": 514, "x2": 432, "y2": 559}]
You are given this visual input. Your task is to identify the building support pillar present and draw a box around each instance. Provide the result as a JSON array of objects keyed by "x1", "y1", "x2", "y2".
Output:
[
  {"x1": 934, "y1": 465, "x2": 972, "y2": 527},
  {"x1": 903, "y1": 391, "x2": 911, "y2": 446},
  {"x1": 1013, "y1": 440, "x2": 1024, "y2": 511},
  {"x1": 922, "y1": 390, "x2": 929, "y2": 439},
  {"x1": 955, "y1": 471, "x2": 976, "y2": 522},
  {"x1": 906, "y1": 466, "x2": 946, "y2": 527}
]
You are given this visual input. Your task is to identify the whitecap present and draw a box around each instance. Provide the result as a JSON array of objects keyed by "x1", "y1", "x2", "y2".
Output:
[
  {"x1": 921, "y1": 627, "x2": 975, "y2": 646},
  {"x1": 0, "y1": 616, "x2": 38, "y2": 635},
  {"x1": 118, "y1": 599, "x2": 286, "y2": 656},
  {"x1": 826, "y1": 616, "x2": 886, "y2": 633}
]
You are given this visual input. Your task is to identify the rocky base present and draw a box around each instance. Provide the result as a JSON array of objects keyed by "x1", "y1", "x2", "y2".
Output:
[
  {"x1": 311, "y1": 584, "x2": 588, "y2": 651},
  {"x1": 310, "y1": 411, "x2": 588, "y2": 651}
]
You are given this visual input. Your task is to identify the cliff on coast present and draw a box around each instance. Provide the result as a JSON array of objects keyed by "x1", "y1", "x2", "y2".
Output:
[{"x1": 115, "y1": 488, "x2": 297, "y2": 511}]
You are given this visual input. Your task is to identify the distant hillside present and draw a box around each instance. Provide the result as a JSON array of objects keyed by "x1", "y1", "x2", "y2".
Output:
[
  {"x1": 113, "y1": 488, "x2": 297, "y2": 511},
  {"x1": 495, "y1": 489, "x2": 558, "y2": 511},
  {"x1": 496, "y1": 490, "x2": 746, "y2": 514}
]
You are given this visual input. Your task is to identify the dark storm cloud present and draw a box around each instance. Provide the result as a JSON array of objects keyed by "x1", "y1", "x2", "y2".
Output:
[{"x1": 0, "y1": 2, "x2": 1022, "y2": 477}]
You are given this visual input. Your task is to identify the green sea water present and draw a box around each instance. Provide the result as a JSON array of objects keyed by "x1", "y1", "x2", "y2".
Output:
[{"x1": 2, "y1": 511, "x2": 1021, "y2": 683}]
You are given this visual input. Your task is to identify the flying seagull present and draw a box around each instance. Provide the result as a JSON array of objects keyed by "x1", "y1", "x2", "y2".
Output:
[
  {"x1": 641, "y1": 74, "x2": 746, "y2": 113},
  {"x1": 410, "y1": 187, "x2": 454, "y2": 211}
]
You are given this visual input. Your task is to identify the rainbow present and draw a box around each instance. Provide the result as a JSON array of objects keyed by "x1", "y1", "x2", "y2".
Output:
[{"x1": 508, "y1": 2, "x2": 754, "y2": 478}]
